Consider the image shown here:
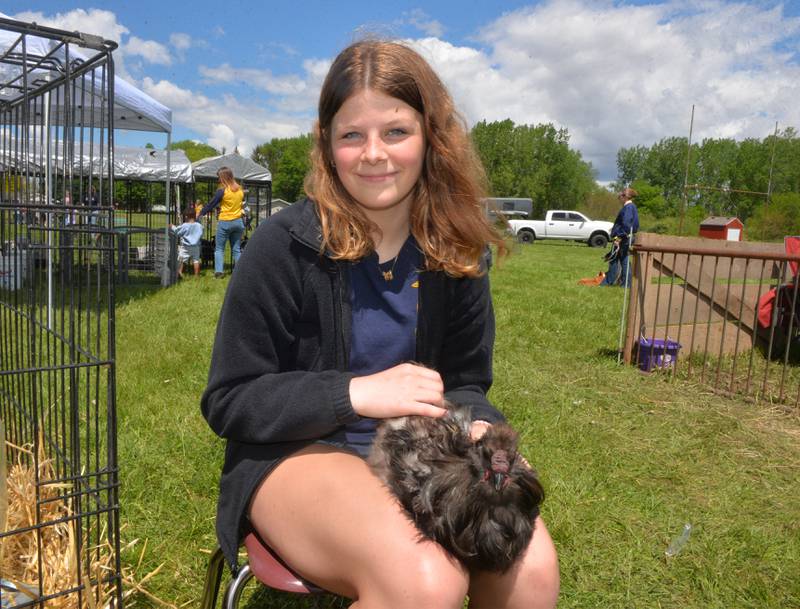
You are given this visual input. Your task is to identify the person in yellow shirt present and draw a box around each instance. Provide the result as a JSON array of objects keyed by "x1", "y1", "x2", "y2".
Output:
[
  {"x1": 198, "y1": 167, "x2": 245, "y2": 277},
  {"x1": 194, "y1": 199, "x2": 205, "y2": 222}
]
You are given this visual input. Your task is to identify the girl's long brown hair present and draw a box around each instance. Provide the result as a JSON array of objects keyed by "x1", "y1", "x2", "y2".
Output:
[
  {"x1": 217, "y1": 166, "x2": 241, "y2": 192},
  {"x1": 305, "y1": 39, "x2": 506, "y2": 277}
]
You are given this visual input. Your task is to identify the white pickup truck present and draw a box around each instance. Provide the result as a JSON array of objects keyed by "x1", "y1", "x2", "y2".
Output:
[{"x1": 508, "y1": 210, "x2": 614, "y2": 247}]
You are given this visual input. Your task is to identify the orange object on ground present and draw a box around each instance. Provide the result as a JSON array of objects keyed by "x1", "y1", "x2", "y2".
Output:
[{"x1": 578, "y1": 271, "x2": 606, "y2": 286}]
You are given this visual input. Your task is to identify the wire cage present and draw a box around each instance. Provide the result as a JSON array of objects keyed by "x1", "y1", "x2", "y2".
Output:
[{"x1": 0, "y1": 17, "x2": 122, "y2": 609}]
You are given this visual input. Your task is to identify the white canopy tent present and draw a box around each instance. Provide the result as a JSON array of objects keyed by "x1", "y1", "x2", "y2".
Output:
[
  {"x1": 0, "y1": 141, "x2": 191, "y2": 182},
  {"x1": 192, "y1": 152, "x2": 272, "y2": 183},
  {"x1": 113, "y1": 146, "x2": 191, "y2": 182},
  {"x1": 0, "y1": 14, "x2": 172, "y2": 133}
]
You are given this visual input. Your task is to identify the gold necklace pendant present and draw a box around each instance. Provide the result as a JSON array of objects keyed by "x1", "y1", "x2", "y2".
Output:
[{"x1": 380, "y1": 238, "x2": 408, "y2": 281}]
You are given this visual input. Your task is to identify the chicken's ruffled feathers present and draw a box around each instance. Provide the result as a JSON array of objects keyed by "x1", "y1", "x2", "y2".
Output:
[{"x1": 368, "y1": 404, "x2": 544, "y2": 572}]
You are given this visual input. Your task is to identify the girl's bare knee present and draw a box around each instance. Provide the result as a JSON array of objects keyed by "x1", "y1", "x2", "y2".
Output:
[
  {"x1": 415, "y1": 553, "x2": 469, "y2": 609},
  {"x1": 469, "y1": 517, "x2": 560, "y2": 609},
  {"x1": 518, "y1": 548, "x2": 560, "y2": 609},
  {"x1": 366, "y1": 547, "x2": 468, "y2": 609}
]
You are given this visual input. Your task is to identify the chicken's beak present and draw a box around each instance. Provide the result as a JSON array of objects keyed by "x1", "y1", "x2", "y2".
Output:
[{"x1": 493, "y1": 472, "x2": 508, "y2": 491}]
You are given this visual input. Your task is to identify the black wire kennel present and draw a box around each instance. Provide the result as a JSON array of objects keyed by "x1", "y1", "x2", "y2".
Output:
[{"x1": 0, "y1": 17, "x2": 123, "y2": 609}]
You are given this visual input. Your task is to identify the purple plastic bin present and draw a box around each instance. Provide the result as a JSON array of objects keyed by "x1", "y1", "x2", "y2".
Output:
[{"x1": 638, "y1": 337, "x2": 681, "y2": 372}]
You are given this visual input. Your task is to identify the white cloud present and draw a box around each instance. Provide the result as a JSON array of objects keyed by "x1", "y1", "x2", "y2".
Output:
[
  {"x1": 258, "y1": 41, "x2": 300, "y2": 58},
  {"x1": 10, "y1": 7, "x2": 171, "y2": 80},
  {"x1": 141, "y1": 77, "x2": 310, "y2": 155},
  {"x1": 199, "y1": 64, "x2": 307, "y2": 96},
  {"x1": 196, "y1": 57, "x2": 330, "y2": 118},
  {"x1": 169, "y1": 32, "x2": 192, "y2": 51},
  {"x1": 125, "y1": 36, "x2": 172, "y2": 65},
  {"x1": 207, "y1": 123, "x2": 236, "y2": 153},
  {"x1": 12, "y1": 8, "x2": 129, "y2": 43},
  {"x1": 403, "y1": 9, "x2": 445, "y2": 38}
]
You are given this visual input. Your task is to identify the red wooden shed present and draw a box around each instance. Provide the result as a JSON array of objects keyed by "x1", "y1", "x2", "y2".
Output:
[{"x1": 699, "y1": 216, "x2": 744, "y2": 241}]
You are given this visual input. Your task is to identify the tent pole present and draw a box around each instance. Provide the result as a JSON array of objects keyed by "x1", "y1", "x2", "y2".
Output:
[
  {"x1": 166, "y1": 132, "x2": 172, "y2": 218},
  {"x1": 162, "y1": 131, "x2": 172, "y2": 286}
]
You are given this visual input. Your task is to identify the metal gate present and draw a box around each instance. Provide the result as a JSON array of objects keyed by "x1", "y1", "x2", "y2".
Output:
[
  {"x1": 0, "y1": 17, "x2": 122, "y2": 608},
  {"x1": 624, "y1": 233, "x2": 800, "y2": 408}
]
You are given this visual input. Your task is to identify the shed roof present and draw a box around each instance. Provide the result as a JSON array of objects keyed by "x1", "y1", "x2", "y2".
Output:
[{"x1": 700, "y1": 216, "x2": 741, "y2": 227}]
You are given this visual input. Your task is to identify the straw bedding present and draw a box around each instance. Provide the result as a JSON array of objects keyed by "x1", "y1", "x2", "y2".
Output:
[{"x1": 1, "y1": 437, "x2": 110, "y2": 609}]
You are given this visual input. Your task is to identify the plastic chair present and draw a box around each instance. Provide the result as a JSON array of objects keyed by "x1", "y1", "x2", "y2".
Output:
[
  {"x1": 200, "y1": 532, "x2": 327, "y2": 609},
  {"x1": 757, "y1": 236, "x2": 800, "y2": 336}
]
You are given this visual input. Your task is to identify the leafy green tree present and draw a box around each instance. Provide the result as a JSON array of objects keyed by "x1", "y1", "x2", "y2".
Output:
[
  {"x1": 763, "y1": 127, "x2": 800, "y2": 196},
  {"x1": 582, "y1": 187, "x2": 619, "y2": 221},
  {"x1": 693, "y1": 137, "x2": 737, "y2": 215},
  {"x1": 630, "y1": 180, "x2": 669, "y2": 218},
  {"x1": 641, "y1": 137, "x2": 689, "y2": 205},
  {"x1": 471, "y1": 119, "x2": 595, "y2": 216},
  {"x1": 746, "y1": 192, "x2": 800, "y2": 241},
  {"x1": 724, "y1": 137, "x2": 771, "y2": 221},
  {"x1": 169, "y1": 139, "x2": 220, "y2": 163},
  {"x1": 252, "y1": 135, "x2": 313, "y2": 202},
  {"x1": 617, "y1": 128, "x2": 800, "y2": 227},
  {"x1": 469, "y1": 119, "x2": 518, "y2": 197},
  {"x1": 616, "y1": 145, "x2": 648, "y2": 186}
]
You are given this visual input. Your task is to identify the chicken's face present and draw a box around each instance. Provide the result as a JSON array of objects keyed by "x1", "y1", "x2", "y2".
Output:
[
  {"x1": 488, "y1": 448, "x2": 512, "y2": 490},
  {"x1": 476, "y1": 424, "x2": 522, "y2": 493},
  {"x1": 473, "y1": 423, "x2": 544, "y2": 509}
]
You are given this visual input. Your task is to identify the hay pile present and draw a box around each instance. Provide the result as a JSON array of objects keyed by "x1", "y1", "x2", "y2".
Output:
[
  {"x1": 1, "y1": 430, "x2": 176, "y2": 609},
  {"x1": 1, "y1": 435, "x2": 110, "y2": 608}
]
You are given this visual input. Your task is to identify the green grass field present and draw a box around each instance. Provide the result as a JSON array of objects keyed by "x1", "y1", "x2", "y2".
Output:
[{"x1": 114, "y1": 240, "x2": 800, "y2": 608}]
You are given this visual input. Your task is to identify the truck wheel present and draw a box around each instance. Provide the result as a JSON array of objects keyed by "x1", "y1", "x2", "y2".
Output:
[
  {"x1": 589, "y1": 233, "x2": 608, "y2": 248},
  {"x1": 518, "y1": 229, "x2": 535, "y2": 244}
]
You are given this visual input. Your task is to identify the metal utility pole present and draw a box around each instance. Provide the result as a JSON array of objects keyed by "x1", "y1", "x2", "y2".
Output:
[
  {"x1": 766, "y1": 121, "x2": 778, "y2": 206},
  {"x1": 678, "y1": 104, "x2": 695, "y2": 235}
]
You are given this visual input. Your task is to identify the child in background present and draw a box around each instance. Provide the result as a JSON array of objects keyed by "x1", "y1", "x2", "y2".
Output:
[{"x1": 170, "y1": 206, "x2": 204, "y2": 278}]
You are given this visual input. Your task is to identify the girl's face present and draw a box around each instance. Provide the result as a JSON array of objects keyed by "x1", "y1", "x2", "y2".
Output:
[{"x1": 330, "y1": 89, "x2": 425, "y2": 220}]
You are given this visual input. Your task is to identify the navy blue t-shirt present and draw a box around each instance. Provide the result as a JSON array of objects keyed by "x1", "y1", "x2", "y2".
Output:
[{"x1": 329, "y1": 236, "x2": 422, "y2": 455}]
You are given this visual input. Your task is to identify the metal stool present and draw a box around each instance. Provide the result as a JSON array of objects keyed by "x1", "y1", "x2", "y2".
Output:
[{"x1": 201, "y1": 532, "x2": 327, "y2": 609}]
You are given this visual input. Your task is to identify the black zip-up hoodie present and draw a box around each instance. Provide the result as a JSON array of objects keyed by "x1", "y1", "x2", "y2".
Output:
[{"x1": 201, "y1": 198, "x2": 505, "y2": 570}]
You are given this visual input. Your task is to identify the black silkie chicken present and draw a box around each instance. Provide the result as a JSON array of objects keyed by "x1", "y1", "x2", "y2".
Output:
[{"x1": 367, "y1": 403, "x2": 544, "y2": 572}]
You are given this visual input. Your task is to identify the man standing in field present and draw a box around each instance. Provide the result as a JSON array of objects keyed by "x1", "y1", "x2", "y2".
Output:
[{"x1": 601, "y1": 187, "x2": 639, "y2": 287}]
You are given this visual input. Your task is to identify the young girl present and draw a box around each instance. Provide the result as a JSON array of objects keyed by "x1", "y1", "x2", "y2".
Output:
[
  {"x1": 198, "y1": 167, "x2": 245, "y2": 278},
  {"x1": 201, "y1": 39, "x2": 559, "y2": 608},
  {"x1": 169, "y1": 206, "x2": 204, "y2": 278}
]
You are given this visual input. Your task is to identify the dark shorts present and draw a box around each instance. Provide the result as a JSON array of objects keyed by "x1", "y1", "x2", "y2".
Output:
[{"x1": 314, "y1": 428, "x2": 374, "y2": 458}]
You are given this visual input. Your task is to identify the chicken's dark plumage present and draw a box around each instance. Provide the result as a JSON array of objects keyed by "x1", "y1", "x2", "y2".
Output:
[{"x1": 367, "y1": 403, "x2": 544, "y2": 572}]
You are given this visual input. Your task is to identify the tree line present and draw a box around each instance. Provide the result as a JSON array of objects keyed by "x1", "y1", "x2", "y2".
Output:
[
  {"x1": 616, "y1": 128, "x2": 800, "y2": 239},
  {"x1": 169, "y1": 122, "x2": 800, "y2": 240}
]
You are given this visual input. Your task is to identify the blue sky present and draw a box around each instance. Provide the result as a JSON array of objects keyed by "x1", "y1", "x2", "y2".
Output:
[{"x1": 5, "y1": 0, "x2": 800, "y2": 182}]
